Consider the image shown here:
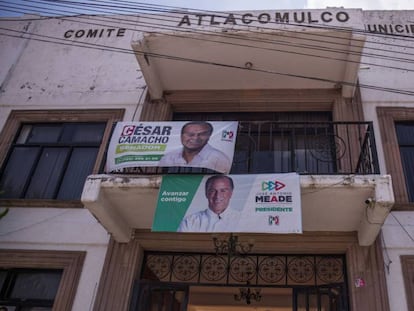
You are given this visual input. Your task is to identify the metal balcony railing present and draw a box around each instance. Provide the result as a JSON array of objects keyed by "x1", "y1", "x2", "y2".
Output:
[{"x1": 107, "y1": 121, "x2": 379, "y2": 175}]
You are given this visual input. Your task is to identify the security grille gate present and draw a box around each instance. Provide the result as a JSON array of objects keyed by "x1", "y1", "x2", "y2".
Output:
[{"x1": 130, "y1": 252, "x2": 349, "y2": 311}]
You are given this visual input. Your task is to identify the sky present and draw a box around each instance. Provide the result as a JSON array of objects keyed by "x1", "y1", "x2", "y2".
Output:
[
  {"x1": 1, "y1": 0, "x2": 414, "y2": 17},
  {"x1": 150, "y1": 0, "x2": 414, "y2": 11}
]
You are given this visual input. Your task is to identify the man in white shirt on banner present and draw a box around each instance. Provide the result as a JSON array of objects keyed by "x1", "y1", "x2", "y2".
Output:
[
  {"x1": 159, "y1": 121, "x2": 231, "y2": 173},
  {"x1": 178, "y1": 175, "x2": 240, "y2": 232}
]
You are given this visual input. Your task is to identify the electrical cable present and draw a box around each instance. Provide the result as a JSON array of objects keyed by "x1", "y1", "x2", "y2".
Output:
[
  {"x1": 380, "y1": 229, "x2": 392, "y2": 274},
  {"x1": 1, "y1": 2, "x2": 414, "y2": 96},
  {"x1": 0, "y1": 209, "x2": 72, "y2": 237},
  {"x1": 2, "y1": 26, "x2": 414, "y2": 96},
  {"x1": 132, "y1": 85, "x2": 147, "y2": 121},
  {"x1": 3, "y1": 2, "x2": 414, "y2": 75},
  {"x1": 5, "y1": 0, "x2": 414, "y2": 61},
  {"x1": 40, "y1": 0, "x2": 414, "y2": 48},
  {"x1": 25, "y1": 0, "x2": 414, "y2": 61},
  {"x1": 39, "y1": 0, "x2": 414, "y2": 42},
  {"x1": 391, "y1": 213, "x2": 414, "y2": 243}
]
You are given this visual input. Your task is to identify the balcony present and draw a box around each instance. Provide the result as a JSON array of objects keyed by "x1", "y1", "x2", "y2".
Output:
[
  {"x1": 132, "y1": 29, "x2": 364, "y2": 100},
  {"x1": 82, "y1": 121, "x2": 393, "y2": 246},
  {"x1": 110, "y1": 121, "x2": 379, "y2": 175}
]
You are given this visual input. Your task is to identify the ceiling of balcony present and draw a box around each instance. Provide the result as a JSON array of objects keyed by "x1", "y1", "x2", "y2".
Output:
[
  {"x1": 132, "y1": 30, "x2": 365, "y2": 100},
  {"x1": 82, "y1": 174, "x2": 393, "y2": 246}
]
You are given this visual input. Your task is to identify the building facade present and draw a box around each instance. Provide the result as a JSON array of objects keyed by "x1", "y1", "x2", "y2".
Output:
[{"x1": 0, "y1": 6, "x2": 413, "y2": 311}]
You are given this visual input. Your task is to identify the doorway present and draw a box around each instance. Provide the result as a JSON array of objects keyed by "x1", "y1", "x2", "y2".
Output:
[{"x1": 129, "y1": 252, "x2": 349, "y2": 311}]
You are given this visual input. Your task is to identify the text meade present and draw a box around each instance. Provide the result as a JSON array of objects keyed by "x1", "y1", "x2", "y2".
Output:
[{"x1": 256, "y1": 195, "x2": 292, "y2": 203}]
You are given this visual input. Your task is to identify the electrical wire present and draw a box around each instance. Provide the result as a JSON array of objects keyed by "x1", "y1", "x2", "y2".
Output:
[
  {"x1": 36, "y1": 0, "x2": 414, "y2": 48},
  {"x1": 380, "y1": 229, "x2": 392, "y2": 274},
  {"x1": 132, "y1": 85, "x2": 147, "y2": 121},
  {"x1": 3, "y1": 1, "x2": 414, "y2": 76},
  {"x1": 2, "y1": 0, "x2": 413, "y2": 74},
  {"x1": 31, "y1": 0, "x2": 414, "y2": 43},
  {"x1": 5, "y1": 0, "x2": 414, "y2": 61},
  {"x1": 24, "y1": 0, "x2": 414, "y2": 63},
  {"x1": 391, "y1": 213, "x2": 414, "y2": 243},
  {"x1": 1, "y1": 1, "x2": 414, "y2": 95},
  {"x1": 2, "y1": 25, "x2": 414, "y2": 96},
  {"x1": 0, "y1": 209, "x2": 72, "y2": 237},
  {"x1": 43, "y1": 6, "x2": 414, "y2": 66}
]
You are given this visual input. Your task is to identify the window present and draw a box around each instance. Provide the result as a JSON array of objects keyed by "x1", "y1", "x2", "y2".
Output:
[
  {"x1": 0, "y1": 268, "x2": 63, "y2": 310},
  {"x1": 174, "y1": 112, "x2": 343, "y2": 174},
  {"x1": 0, "y1": 123, "x2": 105, "y2": 200},
  {"x1": 139, "y1": 88, "x2": 372, "y2": 175},
  {"x1": 377, "y1": 107, "x2": 414, "y2": 206},
  {"x1": 401, "y1": 256, "x2": 414, "y2": 311},
  {"x1": 395, "y1": 122, "x2": 414, "y2": 202},
  {"x1": 0, "y1": 110, "x2": 124, "y2": 203},
  {"x1": 0, "y1": 250, "x2": 85, "y2": 311},
  {"x1": 233, "y1": 120, "x2": 337, "y2": 174}
]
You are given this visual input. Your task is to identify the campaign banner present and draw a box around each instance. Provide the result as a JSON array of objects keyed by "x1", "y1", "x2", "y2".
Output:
[
  {"x1": 106, "y1": 121, "x2": 238, "y2": 173},
  {"x1": 152, "y1": 173, "x2": 302, "y2": 233}
]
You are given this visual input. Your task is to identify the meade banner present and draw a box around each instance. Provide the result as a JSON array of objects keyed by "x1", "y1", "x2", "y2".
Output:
[
  {"x1": 152, "y1": 173, "x2": 302, "y2": 233},
  {"x1": 106, "y1": 121, "x2": 238, "y2": 173}
]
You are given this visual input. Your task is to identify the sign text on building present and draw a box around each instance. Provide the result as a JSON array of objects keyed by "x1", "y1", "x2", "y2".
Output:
[{"x1": 177, "y1": 11, "x2": 351, "y2": 26}]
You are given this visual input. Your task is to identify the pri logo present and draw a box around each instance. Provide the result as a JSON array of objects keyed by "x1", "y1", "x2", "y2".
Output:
[
  {"x1": 262, "y1": 180, "x2": 286, "y2": 191},
  {"x1": 268, "y1": 216, "x2": 279, "y2": 225},
  {"x1": 221, "y1": 130, "x2": 234, "y2": 141}
]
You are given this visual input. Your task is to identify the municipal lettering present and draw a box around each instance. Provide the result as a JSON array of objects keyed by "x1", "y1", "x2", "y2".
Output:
[
  {"x1": 177, "y1": 11, "x2": 350, "y2": 26},
  {"x1": 365, "y1": 23, "x2": 414, "y2": 35}
]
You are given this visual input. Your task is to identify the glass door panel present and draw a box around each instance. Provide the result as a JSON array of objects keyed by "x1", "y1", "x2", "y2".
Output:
[{"x1": 129, "y1": 281, "x2": 188, "y2": 311}]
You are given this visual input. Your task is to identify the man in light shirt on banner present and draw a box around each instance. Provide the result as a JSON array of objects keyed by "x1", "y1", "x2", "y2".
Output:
[
  {"x1": 177, "y1": 175, "x2": 240, "y2": 232},
  {"x1": 159, "y1": 121, "x2": 231, "y2": 173}
]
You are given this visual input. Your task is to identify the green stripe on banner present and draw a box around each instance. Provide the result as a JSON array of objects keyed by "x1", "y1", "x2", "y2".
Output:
[
  {"x1": 152, "y1": 175, "x2": 204, "y2": 231},
  {"x1": 115, "y1": 154, "x2": 163, "y2": 164},
  {"x1": 116, "y1": 144, "x2": 167, "y2": 153}
]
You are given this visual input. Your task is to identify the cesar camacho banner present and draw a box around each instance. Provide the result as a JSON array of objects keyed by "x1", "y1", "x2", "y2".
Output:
[
  {"x1": 106, "y1": 121, "x2": 238, "y2": 173},
  {"x1": 152, "y1": 173, "x2": 302, "y2": 233}
]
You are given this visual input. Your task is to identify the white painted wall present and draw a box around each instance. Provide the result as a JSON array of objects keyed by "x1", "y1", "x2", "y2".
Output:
[
  {"x1": 360, "y1": 11, "x2": 414, "y2": 311},
  {"x1": 360, "y1": 11, "x2": 414, "y2": 103},
  {"x1": 0, "y1": 14, "x2": 147, "y2": 311},
  {"x1": 1, "y1": 9, "x2": 414, "y2": 311},
  {"x1": 0, "y1": 208, "x2": 110, "y2": 310},
  {"x1": 381, "y1": 212, "x2": 414, "y2": 311},
  {"x1": 0, "y1": 15, "x2": 146, "y2": 121}
]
